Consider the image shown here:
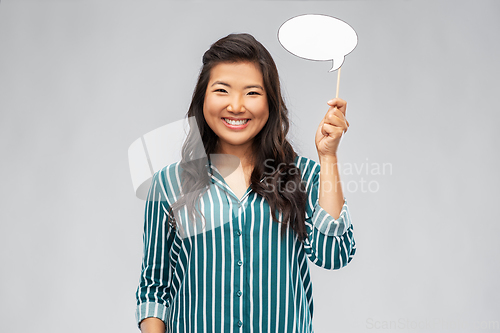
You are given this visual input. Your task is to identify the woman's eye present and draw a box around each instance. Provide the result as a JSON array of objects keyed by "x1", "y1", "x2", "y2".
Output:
[
  {"x1": 247, "y1": 91, "x2": 261, "y2": 96},
  {"x1": 214, "y1": 89, "x2": 227, "y2": 93}
]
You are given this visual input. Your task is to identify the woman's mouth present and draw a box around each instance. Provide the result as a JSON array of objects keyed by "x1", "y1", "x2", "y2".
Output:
[{"x1": 222, "y1": 118, "x2": 250, "y2": 128}]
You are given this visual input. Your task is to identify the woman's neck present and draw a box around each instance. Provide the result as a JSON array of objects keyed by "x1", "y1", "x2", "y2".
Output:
[{"x1": 213, "y1": 141, "x2": 255, "y2": 170}]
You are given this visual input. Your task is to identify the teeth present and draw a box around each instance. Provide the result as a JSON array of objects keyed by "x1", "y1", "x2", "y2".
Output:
[{"x1": 224, "y1": 118, "x2": 248, "y2": 125}]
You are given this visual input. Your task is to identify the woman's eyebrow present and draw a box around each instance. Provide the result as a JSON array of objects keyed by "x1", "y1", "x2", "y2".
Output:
[
  {"x1": 244, "y1": 84, "x2": 264, "y2": 90},
  {"x1": 211, "y1": 81, "x2": 231, "y2": 87},
  {"x1": 211, "y1": 81, "x2": 264, "y2": 90}
]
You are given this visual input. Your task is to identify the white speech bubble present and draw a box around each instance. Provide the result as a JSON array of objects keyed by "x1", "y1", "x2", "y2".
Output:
[{"x1": 278, "y1": 14, "x2": 358, "y2": 71}]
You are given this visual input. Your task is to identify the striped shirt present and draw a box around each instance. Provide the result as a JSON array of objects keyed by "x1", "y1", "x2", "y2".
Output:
[{"x1": 135, "y1": 155, "x2": 356, "y2": 332}]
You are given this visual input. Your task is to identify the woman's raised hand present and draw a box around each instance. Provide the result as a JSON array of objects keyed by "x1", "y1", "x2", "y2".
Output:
[{"x1": 315, "y1": 98, "x2": 349, "y2": 160}]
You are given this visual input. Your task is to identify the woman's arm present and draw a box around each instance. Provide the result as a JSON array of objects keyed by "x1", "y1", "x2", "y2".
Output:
[
  {"x1": 315, "y1": 98, "x2": 349, "y2": 219},
  {"x1": 318, "y1": 155, "x2": 344, "y2": 219},
  {"x1": 298, "y1": 98, "x2": 355, "y2": 270},
  {"x1": 135, "y1": 168, "x2": 174, "y2": 329},
  {"x1": 140, "y1": 317, "x2": 166, "y2": 333},
  {"x1": 298, "y1": 156, "x2": 355, "y2": 270}
]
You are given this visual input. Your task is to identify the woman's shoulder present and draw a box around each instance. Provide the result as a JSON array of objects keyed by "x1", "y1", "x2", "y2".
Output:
[
  {"x1": 293, "y1": 155, "x2": 321, "y2": 180},
  {"x1": 149, "y1": 161, "x2": 183, "y2": 202},
  {"x1": 155, "y1": 161, "x2": 183, "y2": 182}
]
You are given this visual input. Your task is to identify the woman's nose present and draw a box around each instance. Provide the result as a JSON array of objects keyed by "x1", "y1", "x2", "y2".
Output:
[{"x1": 227, "y1": 96, "x2": 244, "y2": 113}]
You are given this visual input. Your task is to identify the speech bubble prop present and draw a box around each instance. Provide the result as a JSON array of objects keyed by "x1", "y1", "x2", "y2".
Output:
[{"x1": 278, "y1": 14, "x2": 358, "y2": 72}]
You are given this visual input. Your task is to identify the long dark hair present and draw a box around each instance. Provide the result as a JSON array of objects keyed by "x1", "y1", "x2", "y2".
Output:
[{"x1": 169, "y1": 33, "x2": 308, "y2": 242}]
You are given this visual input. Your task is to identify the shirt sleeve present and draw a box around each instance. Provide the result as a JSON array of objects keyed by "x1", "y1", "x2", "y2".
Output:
[
  {"x1": 135, "y1": 169, "x2": 175, "y2": 328},
  {"x1": 302, "y1": 162, "x2": 356, "y2": 270}
]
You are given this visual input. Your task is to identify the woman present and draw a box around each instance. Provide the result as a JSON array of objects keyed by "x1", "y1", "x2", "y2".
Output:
[{"x1": 136, "y1": 33, "x2": 355, "y2": 333}]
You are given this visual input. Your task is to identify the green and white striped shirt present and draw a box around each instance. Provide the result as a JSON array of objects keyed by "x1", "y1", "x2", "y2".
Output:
[{"x1": 135, "y1": 155, "x2": 356, "y2": 332}]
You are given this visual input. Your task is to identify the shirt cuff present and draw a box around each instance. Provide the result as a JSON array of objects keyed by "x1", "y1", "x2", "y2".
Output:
[
  {"x1": 311, "y1": 198, "x2": 352, "y2": 237},
  {"x1": 135, "y1": 301, "x2": 169, "y2": 328}
]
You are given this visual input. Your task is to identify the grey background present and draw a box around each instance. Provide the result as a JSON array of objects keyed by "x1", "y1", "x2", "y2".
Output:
[{"x1": 1, "y1": 0, "x2": 499, "y2": 332}]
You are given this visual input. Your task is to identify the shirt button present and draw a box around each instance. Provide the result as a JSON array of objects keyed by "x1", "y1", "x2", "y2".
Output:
[
  {"x1": 236, "y1": 290, "x2": 242, "y2": 297},
  {"x1": 237, "y1": 320, "x2": 243, "y2": 327},
  {"x1": 235, "y1": 229, "x2": 242, "y2": 236},
  {"x1": 237, "y1": 260, "x2": 243, "y2": 266}
]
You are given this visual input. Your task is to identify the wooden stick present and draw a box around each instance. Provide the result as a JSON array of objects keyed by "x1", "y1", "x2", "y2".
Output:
[{"x1": 336, "y1": 66, "x2": 342, "y2": 98}]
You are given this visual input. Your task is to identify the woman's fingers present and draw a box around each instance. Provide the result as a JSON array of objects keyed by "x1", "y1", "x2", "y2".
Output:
[
  {"x1": 322, "y1": 122, "x2": 343, "y2": 137},
  {"x1": 325, "y1": 98, "x2": 348, "y2": 133},
  {"x1": 324, "y1": 108, "x2": 346, "y2": 127},
  {"x1": 327, "y1": 98, "x2": 347, "y2": 116}
]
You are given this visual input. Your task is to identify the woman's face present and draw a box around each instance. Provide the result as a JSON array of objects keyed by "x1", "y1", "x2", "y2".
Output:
[{"x1": 203, "y1": 61, "x2": 269, "y2": 155}]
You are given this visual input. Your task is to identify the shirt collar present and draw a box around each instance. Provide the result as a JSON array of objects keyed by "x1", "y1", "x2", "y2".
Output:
[
  {"x1": 206, "y1": 157, "x2": 266, "y2": 184},
  {"x1": 207, "y1": 158, "x2": 224, "y2": 184}
]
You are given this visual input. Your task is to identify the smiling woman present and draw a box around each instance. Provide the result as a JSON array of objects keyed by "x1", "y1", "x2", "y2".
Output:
[
  {"x1": 135, "y1": 33, "x2": 355, "y2": 333},
  {"x1": 202, "y1": 61, "x2": 270, "y2": 200},
  {"x1": 203, "y1": 62, "x2": 269, "y2": 162}
]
